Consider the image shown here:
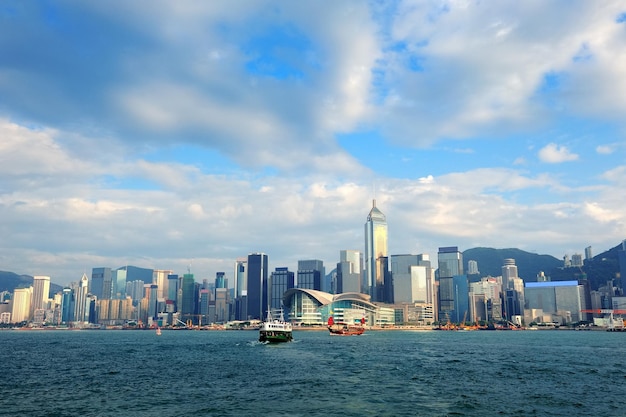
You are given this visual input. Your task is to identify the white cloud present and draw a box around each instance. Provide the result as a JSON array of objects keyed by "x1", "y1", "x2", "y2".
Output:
[
  {"x1": 596, "y1": 144, "x2": 616, "y2": 154},
  {"x1": 538, "y1": 143, "x2": 579, "y2": 163}
]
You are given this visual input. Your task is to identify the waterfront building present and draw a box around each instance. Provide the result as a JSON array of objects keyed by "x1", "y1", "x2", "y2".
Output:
[
  {"x1": 61, "y1": 287, "x2": 74, "y2": 323},
  {"x1": 391, "y1": 254, "x2": 433, "y2": 305},
  {"x1": 502, "y1": 259, "x2": 524, "y2": 322},
  {"x1": 91, "y1": 267, "x2": 113, "y2": 300},
  {"x1": 469, "y1": 277, "x2": 503, "y2": 322},
  {"x1": 74, "y1": 273, "x2": 89, "y2": 324},
  {"x1": 524, "y1": 280, "x2": 588, "y2": 324},
  {"x1": 214, "y1": 287, "x2": 229, "y2": 323},
  {"x1": 31, "y1": 275, "x2": 50, "y2": 318},
  {"x1": 233, "y1": 258, "x2": 247, "y2": 320},
  {"x1": 126, "y1": 280, "x2": 145, "y2": 303},
  {"x1": 11, "y1": 287, "x2": 32, "y2": 323},
  {"x1": 153, "y1": 270, "x2": 173, "y2": 299},
  {"x1": 181, "y1": 273, "x2": 196, "y2": 322},
  {"x1": 199, "y1": 288, "x2": 210, "y2": 324},
  {"x1": 437, "y1": 246, "x2": 463, "y2": 322},
  {"x1": 297, "y1": 259, "x2": 324, "y2": 291},
  {"x1": 270, "y1": 267, "x2": 294, "y2": 311},
  {"x1": 167, "y1": 274, "x2": 179, "y2": 306},
  {"x1": 364, "y1": 199, "x2": 388, "y2": 302},
  {"x1": 247, "y1": 253, "x2": 268, "y2": 320},
  {"x1": 112, "y1": 268, "x2": 127, "y2": 299},
  {"x1": 336, "y1": 250, "x2": 362, "y2": 294},
  {"x1": 283, "y1": 288, "x2": 379, "y2": 326}
]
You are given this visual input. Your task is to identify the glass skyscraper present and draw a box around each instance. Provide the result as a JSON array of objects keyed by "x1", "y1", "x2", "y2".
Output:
[
  {"x1": 437, "y1": 246, "x2": 463, "y2": 322},
  {"x1": 364, "y1": 199, "x2": 388, "y2": 302},
  {"x1": 247, "y1": 253, "x2": 268, "y2": 320}
]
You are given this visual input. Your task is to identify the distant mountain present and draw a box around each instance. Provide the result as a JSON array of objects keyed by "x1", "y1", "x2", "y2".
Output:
[
  {"x1": 463, "y1": 244, "x2": 624, "y2": 291},
  {"x1": 462, "y1": 248, "x2": 562, "y2": 282},
  {"x1": 0, "y1": 271, "x2": 63, "y2": 297}
]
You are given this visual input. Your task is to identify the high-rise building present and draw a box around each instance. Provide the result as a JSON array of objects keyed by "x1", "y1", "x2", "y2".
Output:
[
  {"x1": 112, "y1": 268, "x2": 127, "y2": 299},
  {"x1": 297, "y1": 260, "x2": 324, "y2": 291},
  {"x1": 234, "y1": 258, "x2": 247, "y2": 299},
  {"x1": 247, "y1": 253, "x2": 269, "y2": 320},
  {"x1": 467, "y1": 260, "x2": 479, "y2": 275},
  {"x1": 74, "y1": 273, "x2": 89, "y2": 323},
  {"x1": 91, "y1": 267, "x2": 113, "y2": 300},
  {"x1": 181, "y1": 273, "x2": 196, "y2": 321},
  {"x1": 153, "y1": 270, "x2": 173, "y2": 299},
  {"x1": 215, "y1": 272, "x2": 226, "y2": 289},
  {"x1": 364, "y1": 199, "x2": 388, "y2": 302},
  {"x1": 571, "y1": 254, "x2": 583, "y2": 268},
  {"x1": 437, "y1": 246, "x2": 463, "y2": 322},
  {"x1": 585, "y1": 246, "x2": 593, "y2": 261},
  {"x1": 11, "y1": 287, "x2": 32, "y2": 323},
  {"x1": 391, "y1": 254, "x2": 433, "y2": 305},
  {"x1": 61, "y1": 287, "x2": 74, "y2": 323},
  {"x1": 336, "y1": 250, "x2": 362, "y2": 294},
  {"x1": 502, "y1": 258, "x2": 524, "y2": 321},
  {"x1": 31, "y1": 275, "x2": 50, "y2": 317},
  {"x1": 270, "y1": 267, "x2": 295, "y2": 310}
]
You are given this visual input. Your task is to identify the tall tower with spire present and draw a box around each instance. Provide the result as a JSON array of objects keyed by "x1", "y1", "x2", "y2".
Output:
[{"x1": 364, "y1": 199, "x2": 388, "y2": 302}]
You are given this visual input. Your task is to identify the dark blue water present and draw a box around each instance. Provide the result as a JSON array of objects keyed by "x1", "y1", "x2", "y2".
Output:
[{"x1": 1, "y1": 329, "x2": 625, "y2": 416}]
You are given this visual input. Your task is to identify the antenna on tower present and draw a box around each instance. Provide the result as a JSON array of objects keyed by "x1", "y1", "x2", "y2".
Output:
[{"x1": 188, "y1": 259, "x2": 193, "y2": 274}]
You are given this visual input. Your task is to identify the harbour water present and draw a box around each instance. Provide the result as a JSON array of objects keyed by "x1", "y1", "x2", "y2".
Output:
[{"x1": 1, "y1": 329, "x2": 625, "y2": 416}]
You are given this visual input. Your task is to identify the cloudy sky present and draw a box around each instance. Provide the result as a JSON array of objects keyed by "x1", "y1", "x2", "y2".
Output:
[{"x1": 1, "y1": 1, "x2": 626, "y2": 286}]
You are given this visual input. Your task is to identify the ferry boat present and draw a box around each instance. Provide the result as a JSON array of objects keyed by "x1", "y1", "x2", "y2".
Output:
[
  {"x1": 327, "y1": 316, "x2": 365, "y2": 336},
  {"x1": 259, "y1": 309, "x2": 293, "y2": 343}
]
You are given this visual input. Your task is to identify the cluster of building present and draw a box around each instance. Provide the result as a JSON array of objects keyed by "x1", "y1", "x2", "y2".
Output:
[{"x1": 2, "y1": 200, "x2": 626, "y2": 329}]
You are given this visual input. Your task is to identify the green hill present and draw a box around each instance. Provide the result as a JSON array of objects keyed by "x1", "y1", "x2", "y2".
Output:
[
  {"x1": 0, "y1": 271, "x2": 63, "y2": 297},
  {"x1": 462, "y1": 247, "x2": 562, "y2": 282}
]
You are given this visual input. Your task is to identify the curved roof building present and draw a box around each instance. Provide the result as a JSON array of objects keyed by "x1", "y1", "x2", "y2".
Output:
[{"x1": 283, "y1": 289, "x2": 378, "y2": 325}]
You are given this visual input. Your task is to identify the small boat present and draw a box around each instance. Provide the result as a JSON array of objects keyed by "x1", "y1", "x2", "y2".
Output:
[
  {"x1": 156, "y1": 327, "x2": 162, "y2": 336},
  {"x1": 259, "y1": 309, "x2": 293, "y2": 343},
  {"x1": 327, "y1": 316, "x2": 365, "y2": 336}
]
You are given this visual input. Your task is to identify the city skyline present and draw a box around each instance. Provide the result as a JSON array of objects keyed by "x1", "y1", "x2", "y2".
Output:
[{"x1": 2, "y1": 3, "x2": 626, "y2": 285}]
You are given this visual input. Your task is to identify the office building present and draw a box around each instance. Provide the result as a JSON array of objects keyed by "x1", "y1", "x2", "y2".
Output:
[
  {"x1": 297, "y1": 259, "x2": 324, "y2": 291},
  {"x1": 11, "y1": 287, "x2": 32, "y2": 323},
  {"x1": 31, "y1": 275, "x2": 50, "y2": 317},
  {"x1": 247, "y1": 253, "x2": 268, "y2": 320},
  {"x1": 336, "y1": 250, "x2": 362, "y2": 294},
  {"x1": 525, "y1": 280, "x2": 587, "y2": 324},
  {"x1": 91, "y1": 267, "x2": 113, "y2": 300},
  {"x1": 270, "y1": 267, "x2": 295, "y2": 311},
  {"x1": 364, "y1": 199, "x2": 388, "y2": 302},
  {"x1": 437, "y1": 246, "x2": 463, "y2": 322},
  {"x1": 74, "y1": 273, "x2": 89, "y2": 323}
]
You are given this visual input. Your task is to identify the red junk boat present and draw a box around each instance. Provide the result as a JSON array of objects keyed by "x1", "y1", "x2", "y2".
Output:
[{"x1": 327, "y1": 316, "x2": 366, "y2": 336}]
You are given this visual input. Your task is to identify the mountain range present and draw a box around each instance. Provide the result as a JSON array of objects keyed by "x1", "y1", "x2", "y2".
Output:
[{"x1": 1, "y1": 244, "x2": 622, "y2": 296}]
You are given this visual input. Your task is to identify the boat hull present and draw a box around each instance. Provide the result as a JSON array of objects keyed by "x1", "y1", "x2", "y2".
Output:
[
  {"x1": 328, "y1": 324, "x2": 365, "y2": 336},
  {"x1": 259, "y1": 330, "x2": 293, "y2": 343}
]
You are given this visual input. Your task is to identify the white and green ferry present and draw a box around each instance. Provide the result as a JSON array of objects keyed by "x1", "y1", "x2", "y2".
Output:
[{"x1": 259, "y1": 309, "x2": 293, "y2": 343}]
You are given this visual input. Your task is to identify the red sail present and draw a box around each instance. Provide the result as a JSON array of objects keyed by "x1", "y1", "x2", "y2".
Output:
[{"x1": 328, "y1": 316, "x2": 334, "y2": 326}]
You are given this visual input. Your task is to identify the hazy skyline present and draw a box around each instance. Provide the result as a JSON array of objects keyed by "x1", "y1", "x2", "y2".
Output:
[{"x1": 1, "y1": 2, "x2": 625, "y2": 286}]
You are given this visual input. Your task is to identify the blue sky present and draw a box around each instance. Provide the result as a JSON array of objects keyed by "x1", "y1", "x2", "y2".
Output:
[{"x1": 1, "y1": 1, "x2": 625, "y2": 285}]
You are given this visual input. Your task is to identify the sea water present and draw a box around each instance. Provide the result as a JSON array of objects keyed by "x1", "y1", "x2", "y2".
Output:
[{"x1": 1, "y1": 329, "x2": 625, "y2": 417}]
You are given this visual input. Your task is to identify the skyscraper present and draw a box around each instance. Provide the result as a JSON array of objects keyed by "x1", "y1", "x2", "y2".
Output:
[
  {"x1": 247, "y1": 253, "x2": 268, "y2": 320},
  {"x1": 91, "y1": 267, "x2": 112, "y2": 300},
  {"x1": 31, "y1": 275, "x2": 50, "y2": 316},
  {"x1": 270, "y1": 267, "x2": 294, "y2": 310},
  {"x1": 437, "y1": 246, "x2": 463, "y2": 322},
  {"x1": 365, "y1": 199, "x2": 388, "y2": 302},
  {"x1": 74, "y1": 273, "x2": 89, "y2": 323},
  {"x1": 297, "y1": 259, "x2": 324, "y2": 291},
  {"x1": 336, "y1": 250, "x2": 362, "y2": 294}
]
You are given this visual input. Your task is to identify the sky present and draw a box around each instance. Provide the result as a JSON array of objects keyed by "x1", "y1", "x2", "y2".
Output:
[{"x1": 1, "y1": 1, "x2": 626, "y2": 287}]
